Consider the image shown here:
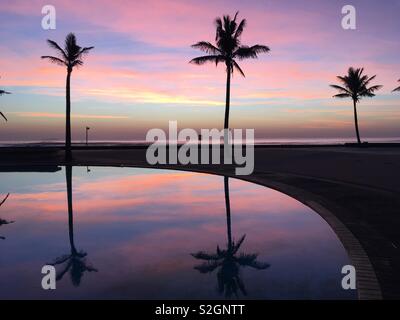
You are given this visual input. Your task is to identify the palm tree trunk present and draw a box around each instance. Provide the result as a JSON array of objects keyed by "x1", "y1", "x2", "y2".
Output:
[
  {"x1": 66, "y1": 165, "x2": 77, "y2": 254},
  {"x1": 65, "y1": 69, "x2": 72, "y2": 160},
  {"x1": 224, "y1": 176, "x2": 232, "y2": 250},
  {"x1": 353, "y1": 99, "x2": 361, "y2": 144},
  {"x1": 224, "y1": 64, "x2": 231, "y2": 130},
  {"x1": 223, "y1": 63, "x2": 232, "y2": 147}
]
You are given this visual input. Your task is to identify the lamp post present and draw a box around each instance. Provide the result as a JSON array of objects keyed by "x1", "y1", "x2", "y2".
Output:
[{"x1": 86, "y1": 127, "x2": 90, "y2": 146}]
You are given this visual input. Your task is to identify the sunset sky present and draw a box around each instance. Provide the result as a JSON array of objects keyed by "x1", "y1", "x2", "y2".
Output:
[{"x1": 1, "y1": 0, "x2": 400, "y2": 141}]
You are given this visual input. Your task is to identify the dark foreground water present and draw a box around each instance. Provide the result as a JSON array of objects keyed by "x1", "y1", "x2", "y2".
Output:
[{"x1": 0, "y1": 167, "x2": 356, "y2": 299}]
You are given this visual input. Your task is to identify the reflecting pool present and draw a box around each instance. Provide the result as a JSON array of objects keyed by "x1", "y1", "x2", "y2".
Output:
[{"x1": 0, "y1": 167, "x2": 356, "y2": 299}]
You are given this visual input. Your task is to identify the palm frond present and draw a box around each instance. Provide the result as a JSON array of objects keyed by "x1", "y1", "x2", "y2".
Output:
[
  {"x1": 247, "y1": 260, "x2": 271, "y2": 270},
  {"x1": 330, "y1": 84, "x2": 351, "y2": 94},
  {"x1": 56, "y1": 260, "x2": 72, "y2": 281},
  {"x1": 366, "y1": 84, "x2": 383, "y2": 92},
  {"x1": 229, "y1": 12, "x2": 239, "y2": 37},
  {"x1": 194, "y1": 261, "x2": 222, "y2": 273},
  {"x1": 191, "y1": 251, "x2": 221, "y2": 261},
  {"x1": 64, "y1": 33, "x2": 78, "y2": 52},
  {"x1": 0, "y1": 90, "x2": 11, "y2": 96},
  {"x1": 235, "y1": 275, "x2": 247, "y2": 296},
  {"x1": 393, "y1": 80, "x2": 400, "y2": 92},
  {"x1": 1, "y1": 216, "x2": 14, "y2": 224},
  {"x1": 75, "y1": 46, "x2": 95, "y2": 62},
  {"x1": 333, "y1": 93, "x2": 351, "y2": 99},
  {"x1": 86, "y1": 265, "x2": 98, "y2": 272},
  {"x1": 232, "y1": 60, "x2": 245, "y2": 77},
  {"x1": 331, "y1": 67, "x2": 381, "y2": 101},
  {"x1": 233, "y1": 46, "x2": 257, "y2": 59},
  {"x1": 189, "y1": 55, "x2": 225, "y2": 66},
  {"x1": 360, "y1": 85, "x2": 383, "y2": 98},
  {"x1": 70, "y1": 258, "x2": 97, "y2": 286},
  {"x1": 236, "y1": 253, "x2": 270, "y2": 269},
  {"x1": 44, "y1": 33, "x2": 93, "y2": 70},
  {"x1": 0, "y1": 218, "x2": 14, "y2": 226},
  {"x1": 50, "y1": 254, "x2": 72, "y2": 266},
  {"x1": 194, "y1": 12, "x2": 269, "y2": 67},
  {"x1": 217, "y1": 245, "x2": 226, "y2": 256},
  {"x1": 0, "y1": 194, "x2": 10, "y2": 207},
  {"x1": 214, "y1": 17, "x2": 223, "y2": 41},
  {"x1": 46, "y1": 39, "x2": 68, "y2": 60},
  {"x1": 232, "y1": 234, "x2": 246, "y2": 254},
  {"x1": 79, "y1": 46, "x2": 94, "y2": 55},
  {"x1": 75, "y1": 250, "x2": 87, "y2": 258},
  {"x1": 362, "y1": 74, "x2": 376, "y2": 87},
  {"x1": 336, "y1": 75, "x2": 348, "y2": 85},
  {"x1": 233, "y1": 45, "x2": 270, "y2": 60},
  {"x1": 191, "y1": 41, "x2": 221, "y2": 54},
  {"x1": 234, "y1": 19, "x2": 246, "y2": 40},
  {"x1": 71, "y1": 59, "x2": 84, "y2": 68},
  {"x1": 250, "y1": 45, "x2": 271, "y2": 54},
  {"x1": 41, "y1": 55, "x2": 66, "y2": 66},
  {"x1": 236, "y1": 253, "x2": 256, "y2": 264},
  {"x1": 0, "y1": 111, "x2": 7, "y2": 122},
  {"x1": 223, "y1": 14, "x2": 234, "y2": 36}
]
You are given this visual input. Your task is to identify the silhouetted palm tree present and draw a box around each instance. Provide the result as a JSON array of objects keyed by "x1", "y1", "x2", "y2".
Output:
[
  {"x1": 191, "y1": 177, "x2": 270, "y2": 298},
  {"x1": 49, "y1": 166, "x2": 97, "y2": 286},
  {"x1": 393, "y1": 80, "x2": 400, "y2": 92},
  {"x1": 330, "y1": 67, "x2": 382, "y2": 144},
  {"x1": 190, "y1": 12, "x2": 270, "y2": 136},
  {"x1": 0, "y1": 77, "x2": 11, "y2": 122},
  {"x1": 0, "y1": 193, "x2": 14, "y2": 240},
  {"x1": 41, "y1": 34, "x2": 94, "y2": 160}
]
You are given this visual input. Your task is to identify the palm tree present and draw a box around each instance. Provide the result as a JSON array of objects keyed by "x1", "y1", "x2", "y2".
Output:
[
  {"x1": 190, "y1": 12, "x2": 270, "y2": 138},
  {"x1": 0, "y1": 77, "x2": 11, "y2": 122},
  {"x1": 191, "y1": 177, "x2": 270, "y2": 298},
  {"x1": 49, "y1": 166, "x2": 97, "y2": 286},
  {"x1": 41, "y1": 34, "x2": 94, "y2": 160},
  {"x1": 0, "y1": 193, "x2": 14, "y2": 240},
  {"x1": 393, "y1": 80, "x2": 400, "y2": 92},
  {"x1": 330, "y1": 67, "x2": 382, "y2": 144}
]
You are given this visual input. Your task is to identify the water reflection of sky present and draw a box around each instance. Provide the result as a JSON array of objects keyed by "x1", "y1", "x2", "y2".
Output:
[{"x1": 0, "y1": 167, "x2": 356, "y2": 299}]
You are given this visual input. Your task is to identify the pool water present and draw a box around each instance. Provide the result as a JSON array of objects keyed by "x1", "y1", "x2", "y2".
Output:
[{"x1": 0, "y1": 167, "x2": 356, "y2": 299}]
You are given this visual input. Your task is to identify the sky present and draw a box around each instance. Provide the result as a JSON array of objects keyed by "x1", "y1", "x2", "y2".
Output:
[{"x1": 0, "y1": 0, "x2": 400, "y2": 141}]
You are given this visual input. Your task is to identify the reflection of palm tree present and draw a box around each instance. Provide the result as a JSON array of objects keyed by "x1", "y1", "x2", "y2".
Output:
[
  {"x1": 41, "y1": 34, "x2": 94, "y2": 160},
  {"x1": 190, "y1": 12, "x2": 270, "y2": 134},
  {"x1": 191, "y1": 177, "x2": 270, "y2": 298},
  {"x1": 0, "y1": 76, "x2": 11, "y2": 122},
  {"x1": 330, "y1": 67, "x2": 382, "y2": 144},
  {"x1": 49, "y1": 166, "x2": 97, "y2": 286},
  {"x1": 0, "y1": 193, "x2": 14, "y2": 240},
  {"x1": 393, "y1": 80, "x2": 400, "y2": 92}
]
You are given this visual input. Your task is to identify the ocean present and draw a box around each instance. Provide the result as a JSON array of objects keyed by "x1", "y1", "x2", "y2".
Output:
[{"x1": 1, "y1": 137, "x2": 400, "y2": 147}]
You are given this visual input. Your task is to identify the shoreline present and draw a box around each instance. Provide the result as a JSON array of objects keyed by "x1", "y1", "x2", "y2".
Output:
[{"x1": 1, "y1": 142, "x2": 400, "y2": 151}]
